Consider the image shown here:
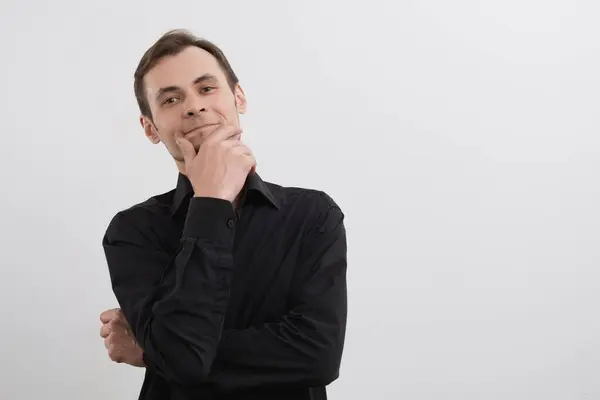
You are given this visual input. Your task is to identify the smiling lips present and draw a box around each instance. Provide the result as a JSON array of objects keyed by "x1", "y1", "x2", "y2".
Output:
[{"x1": 185, "y1": 124, "x2": 218, "y2": 137}]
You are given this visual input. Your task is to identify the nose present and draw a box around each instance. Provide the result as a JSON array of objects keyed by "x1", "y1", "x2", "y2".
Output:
[
  {"x1": 184, "y1": 95, "x2": 207, "y2": 117},
  {"x1": 185, "y1": 105, "x2": 206, "y2": 117}
]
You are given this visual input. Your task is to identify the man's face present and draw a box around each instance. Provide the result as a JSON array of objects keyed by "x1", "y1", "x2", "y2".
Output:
[{"x1": 140, "y1": 46, "x2": 246, "y2": 164}]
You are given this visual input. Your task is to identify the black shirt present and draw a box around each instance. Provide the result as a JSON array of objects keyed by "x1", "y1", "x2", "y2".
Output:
[{"x1": 101, "y1": 172, "x2": 347, "y2": 400}]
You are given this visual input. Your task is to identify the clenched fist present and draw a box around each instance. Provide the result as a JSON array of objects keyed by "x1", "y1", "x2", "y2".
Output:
[
  {"x1": 175, "y1": 117, "x2": 256, "y2": 203},
  {"x1": 100, "y1": 308, "x2": 145, "y2": 367}
]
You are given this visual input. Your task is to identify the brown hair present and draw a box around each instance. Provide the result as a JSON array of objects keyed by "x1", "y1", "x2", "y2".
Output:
[{"x1": 133, "y1": 29, "x2": 239, "y2": 119}]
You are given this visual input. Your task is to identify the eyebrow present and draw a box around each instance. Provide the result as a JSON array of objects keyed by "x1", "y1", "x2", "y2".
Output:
[{"x1": 155, "y1": 74, "x2": 218, "y2": 100}]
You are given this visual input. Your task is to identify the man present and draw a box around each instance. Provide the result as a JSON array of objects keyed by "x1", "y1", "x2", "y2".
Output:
[{"x1": 99, "y1": 29, "x2": 347, "y2": 399}]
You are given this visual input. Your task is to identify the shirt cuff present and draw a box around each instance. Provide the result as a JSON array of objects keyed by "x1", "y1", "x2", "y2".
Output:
[{"x1": 182, "y1": 197, "x2": 237, "y2": 246}]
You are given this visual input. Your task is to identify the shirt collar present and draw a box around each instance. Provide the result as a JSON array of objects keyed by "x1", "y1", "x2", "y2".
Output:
[{"x1": 170, "y1": 171, "x2": 280, "y2": 216}]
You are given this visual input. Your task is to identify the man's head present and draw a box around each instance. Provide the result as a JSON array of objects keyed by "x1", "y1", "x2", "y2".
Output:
[{"x1": 134, "y1": 29, "x2": 247, "y2": 167}]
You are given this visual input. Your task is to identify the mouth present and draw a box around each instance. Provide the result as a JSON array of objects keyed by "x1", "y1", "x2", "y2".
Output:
[{"x1": 185, "y1": 124, "x2": 218, "y2": 137}]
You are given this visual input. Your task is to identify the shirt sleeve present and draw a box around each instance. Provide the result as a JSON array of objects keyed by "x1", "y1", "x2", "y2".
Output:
[
  {"x1": 102, "y1": 197, "x2": 237, "y2": 386},
  {"x1": 205, "y1": 196, "x2": 348, "y2": 392}
]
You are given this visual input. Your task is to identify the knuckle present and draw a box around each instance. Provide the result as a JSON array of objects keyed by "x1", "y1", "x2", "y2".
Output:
[{"x1": 109, "y1": 351, "x2": 121, "y2": 362}]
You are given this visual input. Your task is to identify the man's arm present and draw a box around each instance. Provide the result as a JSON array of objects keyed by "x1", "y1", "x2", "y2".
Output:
[
  {"x1": 102, "y1": 197, "x2": 237, "y2": 385},
  {"x1": 102, "y1": 193, "x2": 347, "y2": 390},
  {"x1": 207, "y1": 199, "x2": 347, "y2": 391}
]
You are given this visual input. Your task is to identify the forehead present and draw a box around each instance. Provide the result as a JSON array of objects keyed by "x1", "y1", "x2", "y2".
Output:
[{"x1": 144, "y1": 46, "x2": 226, "y2": 95}]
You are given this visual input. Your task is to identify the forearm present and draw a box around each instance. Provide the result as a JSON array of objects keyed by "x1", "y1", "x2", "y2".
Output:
[
  {"x1": 208, "y1": 314, "x2": 345, "y2": 391},
  {"x1": 104, "y1": 197, "x2": 237, "y2": 385},
  {"x1": 207, "y1": 218, "x2": 348, "y2": 392}
]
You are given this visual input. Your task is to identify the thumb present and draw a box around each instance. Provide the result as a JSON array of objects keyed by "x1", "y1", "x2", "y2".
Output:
[
  {"x1": 100, "y1": 308, "x2": 119, "y2": 324},
  {"x1": 176, "y1": 137, "x2": 196, "y2": 166}
]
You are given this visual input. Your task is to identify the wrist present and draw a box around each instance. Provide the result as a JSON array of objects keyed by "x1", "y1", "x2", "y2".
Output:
[
  {"x1": 194, "y1": 193, "x2": 231, "y2": 202},
  {"x1": 183, "y1": 197, "x2": 237, "y2": 245},
  {"x1": 193, "y1": 190, "x2": 235, "y2": 203}
]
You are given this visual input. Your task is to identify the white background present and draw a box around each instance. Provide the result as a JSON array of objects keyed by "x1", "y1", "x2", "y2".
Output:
[{"x1": 1, "y1": 1, "x2": 599, "y2": 399}]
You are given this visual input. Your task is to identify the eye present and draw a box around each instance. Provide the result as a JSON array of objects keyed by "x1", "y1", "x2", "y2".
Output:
[
  {"x1": 200, "y1": 86, "x2": 215, "y2": 93},
  {"x1": 162, "y1": 97, "x2": 180, "y2": 106}
]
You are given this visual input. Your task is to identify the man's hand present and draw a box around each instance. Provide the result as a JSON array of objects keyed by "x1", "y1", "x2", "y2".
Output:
[
  {"x1": 100, "y1": 308, "x2": 145, "y2": 367},
  {"x1": 175, "y1": 118, "x2": 257, "y2": 202}
]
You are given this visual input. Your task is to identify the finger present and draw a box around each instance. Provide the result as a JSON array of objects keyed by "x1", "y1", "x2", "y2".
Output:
[
  {"x1": 232, "y1": 147, "x2": 256, "y2": 169},
  {"x1": 231, "y1": 143, "x2": 253, "y2": 156},
  {"x1": 230, "y1": 131, "x2": 242, "y2": 141},
  {"x1": 114, "y1": 309, "x2": 126, "y2": 323},
  {"x1": 109, "y1": 349, "x2": 124, "y2": 363},
  {"x1": 228, "y1": 141, "x2": 254, "y2": 164},
  {"x1": 100, "y1": 323, "x2": 111, "y2": 338},
  {"x1": 104, "y1": 333, "x2": 113, "y2": 350},
  {"x1": 245, "y1": 154, "x2": 257, "y2": 174},
  {"x1": 247, "y1": 154, "x2": 257, "y2": 169},
  {"x1": 215, "y1": 125, "x2": 242, "y2": 143},
  {"x1": 220, "y1": 138, "x2": 244, "y2": 150},
  {"x1": 106, "y1": 339, "x2": 123, "y2": 363},
  {"x1": 206, "y1": 124, "x2": 242, "y2": 145},
  {"x1": 100, "y1": 308, "x2": 119, "y2": 324},
  {"x1": 176, "y1": 137, "x2": 196, "y2": 166}
]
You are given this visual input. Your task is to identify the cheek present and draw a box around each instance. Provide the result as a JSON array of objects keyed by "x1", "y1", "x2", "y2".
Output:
[
  {"x1": 155, "y1": 114, "x2": 183, "y2": 141},
  {"x1": 214, "y1": 94, "x2": 239, "y2": 115}
]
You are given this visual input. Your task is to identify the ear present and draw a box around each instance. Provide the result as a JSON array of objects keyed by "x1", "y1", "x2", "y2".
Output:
[
  {"x1": 140, "y1": 115, "x2": 161, "y2": 144},
  {"x1": 234, "y1": 84, "x2": 247, "y2": 114}
]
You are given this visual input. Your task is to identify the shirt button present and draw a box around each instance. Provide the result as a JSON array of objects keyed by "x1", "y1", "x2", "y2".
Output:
[{"x1": 227, "y1": 219, "x2": 235, "y2": 228}]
